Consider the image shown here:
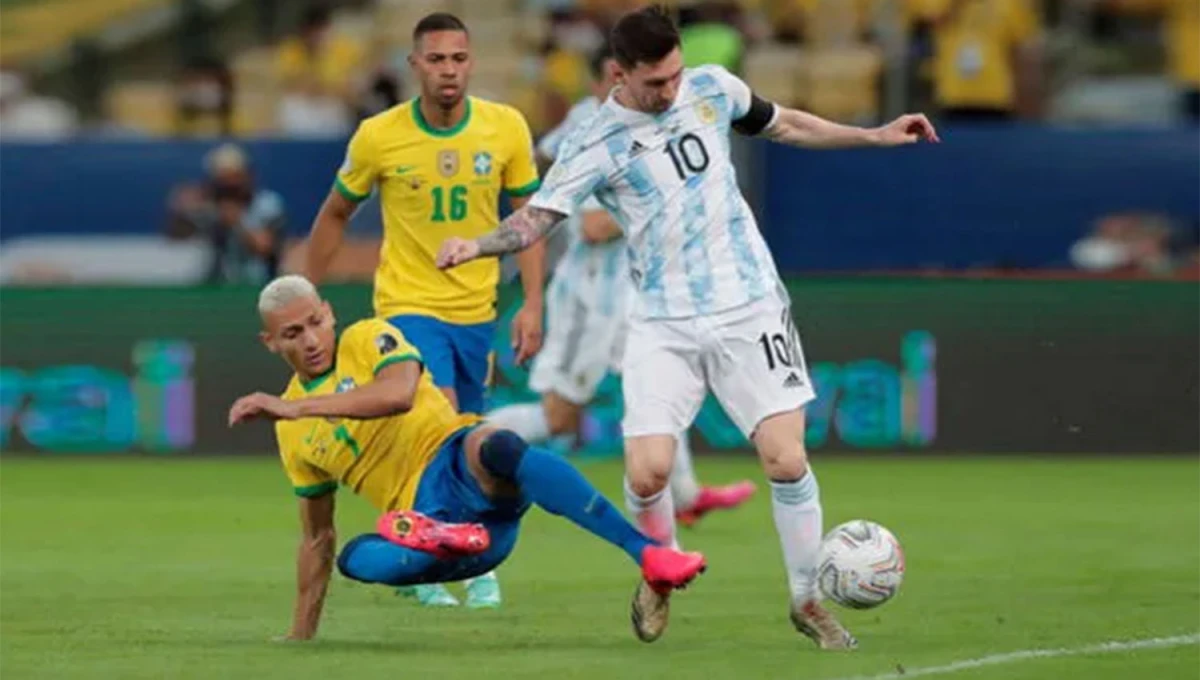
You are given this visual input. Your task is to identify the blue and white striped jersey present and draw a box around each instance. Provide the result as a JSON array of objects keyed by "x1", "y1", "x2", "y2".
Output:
[
  {"x1": 528, "y1": 65, "x2": 782, "y2": 320},
  {"x1": 539, "y1": 96, "x2": 628, "y2": 316}
]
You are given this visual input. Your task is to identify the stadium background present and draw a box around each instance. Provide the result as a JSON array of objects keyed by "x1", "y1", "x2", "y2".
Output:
[{"x1": 1, "y1": 1, "x2": 1198, "y2": 678}]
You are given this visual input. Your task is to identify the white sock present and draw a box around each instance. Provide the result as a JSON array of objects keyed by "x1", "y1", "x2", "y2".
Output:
[
  {"x1": 486, "y1": 403, "x2": 550, "y2": 442},
  {"x1": 668, "y1": 431, "x2": 701, "y2": 512},
  {"x1": 770, "y1": 471, "x2": 823, "y2": 603},
  {"x1": 624, "y1": 477, "x2": 678, "y2": 549}
]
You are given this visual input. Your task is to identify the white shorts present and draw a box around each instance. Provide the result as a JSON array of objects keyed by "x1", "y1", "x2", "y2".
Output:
[
  {"x1": 620, "y1": 294, "x2": 815, "y2": 439},
  {"x1": 528, "y1": 285, "x2": 627, "y2": 405}
]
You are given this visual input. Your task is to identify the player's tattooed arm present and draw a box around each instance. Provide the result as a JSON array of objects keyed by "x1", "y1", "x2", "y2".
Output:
[
  {"x1": 764, "y1": 107, "x2": 940, "y2": 149},
  {"x1": 437, "y1": 205, "x2": 566, "y2": 269},
  {"x1": 477, "y1": 205, "x2": 565, "y2": 256}
]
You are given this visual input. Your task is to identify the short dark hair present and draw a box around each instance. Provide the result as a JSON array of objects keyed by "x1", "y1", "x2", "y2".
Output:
[
  {"x1": 609, "y1": 5, "x2": 679, "y2": 70},
  {"x1": 413, "y1": 12, "x2": 468, "y2": 43},
  {"x1": 588, "y1": 42, "x2": 614, "y2": 81}
]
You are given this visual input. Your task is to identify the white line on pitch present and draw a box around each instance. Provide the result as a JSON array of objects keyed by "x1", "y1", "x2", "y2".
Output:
[{"x1": 829, "y1": 633, "x2": 1200, "y2": 680}]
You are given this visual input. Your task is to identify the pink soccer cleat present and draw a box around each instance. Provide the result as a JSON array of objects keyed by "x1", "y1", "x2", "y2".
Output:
[
  {"x1": 377, "y1": 510, "x2": 490, "y2": 560},
  {"x1": 640, "y1": 544, "x2": 707, "y2": 595},
  {"x1": 677, "y1": 480, "x2": 757, "y2": 527}
]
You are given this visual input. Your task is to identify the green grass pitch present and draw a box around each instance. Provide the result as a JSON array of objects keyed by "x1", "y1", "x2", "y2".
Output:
[{"x1": 2, "y1": 455, "x2": 1197, "y2": 679}]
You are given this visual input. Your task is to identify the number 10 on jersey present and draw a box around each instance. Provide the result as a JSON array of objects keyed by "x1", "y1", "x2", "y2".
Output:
[{"x1": 664, "y1": 133, "x2": 710, "y2": 181}]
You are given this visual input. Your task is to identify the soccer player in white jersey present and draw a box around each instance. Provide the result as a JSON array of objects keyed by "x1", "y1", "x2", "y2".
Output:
[
  {"x1": 438, "y1": 5, "x2": 939, "y2": 647},
  {"x1": 487, "y1": 45, "x2": 757, "y2": 533}
]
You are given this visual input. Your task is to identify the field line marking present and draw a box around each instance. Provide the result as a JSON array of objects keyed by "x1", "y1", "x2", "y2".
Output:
[{"x1": 829, "y1": 633, "x2": 1200, "y2": 680}]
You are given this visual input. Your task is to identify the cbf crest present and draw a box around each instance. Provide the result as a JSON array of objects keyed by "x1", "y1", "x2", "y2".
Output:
[
  {"x1": 438, "y1": 149, "x2": 459, "y2": 177},
  {"x1": 473, "y1": 151, "x2": 492, "y2": 176}
]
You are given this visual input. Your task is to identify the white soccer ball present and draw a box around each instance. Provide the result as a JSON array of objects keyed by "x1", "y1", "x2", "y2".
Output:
[{"x1": 816, "y1": 520, "x2": 905, "y2": 609}]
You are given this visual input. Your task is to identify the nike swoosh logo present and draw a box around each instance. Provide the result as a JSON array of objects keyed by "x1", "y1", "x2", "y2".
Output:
[
  {"x1": 395, "y1": 165, "x2": 418, "y2": 174},
  {"x1": 303, "y1": 423, "x2": 319, "y2": 445}
]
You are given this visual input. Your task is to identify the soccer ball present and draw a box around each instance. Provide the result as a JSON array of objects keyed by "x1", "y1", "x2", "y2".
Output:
[{"x1": 816, "y1": 520, "x2": 905, "y2": 609}]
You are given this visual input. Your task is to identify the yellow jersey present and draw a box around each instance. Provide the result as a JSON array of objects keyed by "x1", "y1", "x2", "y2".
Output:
[
  {"x1": 275, "y1": 36, "x2": 364, "y2": 95},
  {"x1": 924, "y1": 0, "x2": 1040, "y2": 110},
  {"x1": 334, "y1": 97, "x2": 541, "y2": 324},
  {"x1": 274, "y1": 318, "x2": 481, "y2": 510},
  {"x1": 1101, "y1": 0, "x2": 1199, "y2": 87}
]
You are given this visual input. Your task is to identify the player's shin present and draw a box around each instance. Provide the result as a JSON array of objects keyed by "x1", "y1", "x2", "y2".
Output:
[
  {"x1": 337, "y1": 533, "x2": 439, "y2": 586},
  {"x1": 623, "y1": 434, "x2": 679, "y2": 548},
  {"x1": 479, "y1": 430, "x2": 654, "y2": 563},
  {"x1": 770, "y1": 470, "x2": 822, "y2": 603},
  {"x1": 668, "y1": 432, "x2": 700, "y2": 512},
  {"x1": 624, "y1": 476, "x2": 678, "y2": 549}
]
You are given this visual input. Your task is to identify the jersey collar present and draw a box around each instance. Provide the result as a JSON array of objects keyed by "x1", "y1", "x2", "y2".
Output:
[
  {"x1": 412, "y1": 96, "x2": 472, "y2": 138},
  {"x1": 298, "y1": 366, "x2": 335, "y2": 393}
]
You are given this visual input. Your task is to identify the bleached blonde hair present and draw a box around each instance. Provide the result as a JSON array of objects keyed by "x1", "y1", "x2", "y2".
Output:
[{"x1": 257, "y1": 275, "x2": 319, "y2": 317}]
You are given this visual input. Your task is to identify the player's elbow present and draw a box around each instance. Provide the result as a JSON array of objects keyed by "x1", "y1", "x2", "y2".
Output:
[
  {"x1": 376, "y1": 389, "x2": 415, "y2": 416},
  {"x1": 314, "y1": 194, "x2": 354, "y2": 232}
]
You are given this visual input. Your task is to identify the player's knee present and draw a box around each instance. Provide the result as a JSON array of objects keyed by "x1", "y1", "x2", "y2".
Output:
[
  {"x1": 758, "y1": 440, "x2": 809, "y2": 480},
  {"x1": 752, "y1": 412, "x2": 809, "y2": 480},
  {"x1": 627, "y1": 456, "x2": 672, "y2": 497},
  {"x1": 479, "y1": 429, "x2": 529, "y2": 483},
  {"x1": 627, "y1": 471, "x2": 669, "y2": 498},
  {"x1": 336, "y1": 534, "x2": 381, "y2": 583},
  {"x1": 625, "y1": 436, "x2": 674, "y2": 497}
]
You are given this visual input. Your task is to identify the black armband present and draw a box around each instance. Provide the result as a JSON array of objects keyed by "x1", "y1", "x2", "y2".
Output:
[{"x1": 732, "y1": 94, "x2": 776, "y2": 136}]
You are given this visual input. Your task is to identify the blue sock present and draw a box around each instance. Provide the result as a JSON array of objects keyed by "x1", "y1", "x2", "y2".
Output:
[
  {"x1": 337, "y1": 534, "x2": 439, "y2": 585},
  {"x1": 515, "y1": 447, "x2": 654, "y2": 564}
]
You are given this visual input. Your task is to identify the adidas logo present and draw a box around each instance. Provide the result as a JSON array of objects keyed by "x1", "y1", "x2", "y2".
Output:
[
  {"x1": 630, "y1": 140, "x2": 647, "y2": 156},
  {"x1": 782, "y1": 372, "x2": 805, "y2": 389}
]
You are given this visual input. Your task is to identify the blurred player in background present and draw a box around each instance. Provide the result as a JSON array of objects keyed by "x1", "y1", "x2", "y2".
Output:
[
  {"x1": 228, "y1": 276, "x2": 705, "y2": 642},
  {"x1": 486, "y1": 44, "x2": 756, "y2": 532},
  {"x1": 303, "y1": 13, "x2": 545, "y2": 609},
  {"x1": 438, "y1": 6, "x2": 939, "y2": 646}
]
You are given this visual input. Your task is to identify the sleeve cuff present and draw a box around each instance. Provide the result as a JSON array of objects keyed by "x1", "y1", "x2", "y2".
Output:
[
  {"x1": 334, "y1": 177, "x2": 370, "y2": 203},
  {"x1": 294, "y1": 481, "x2": 338, "y2": 498},
  {"x1": 374, "y1": 353, "x2": 421, "y2": 375},
  {"x1": 505, "y1": 177, "x2": 542, "y2": 197}
]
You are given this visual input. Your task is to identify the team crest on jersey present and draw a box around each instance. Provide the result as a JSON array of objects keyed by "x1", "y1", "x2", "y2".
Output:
[
  {"x1": 375, "y1": 332, "x2": 399, "y2": 355},
  {"x1": 697, "y1": 101, "x2": 718, "y2": 124},
  {"x1": 336, "y1": 377, "x2": 357, "y2": 393},
  {"x1": 473, "y1": 151, "x2": 492, "y2": 176},
  {"x1": 438, "y1": 150, "x2": 459, "y2": 177}
]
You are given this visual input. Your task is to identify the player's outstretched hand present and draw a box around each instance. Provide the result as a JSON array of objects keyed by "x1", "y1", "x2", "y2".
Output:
[
  {"x1": 228, "y1": 392, "x2": 300, "y2": 426},
  {"x1": 436, "y1": 237, "x2": 481, "y2": 269},
  {"x1": 511, "y1": 302, "x2": 544, "y2": 365},
  {"x1": 874, "y1": 113, "x2": 940, "y2": 146}
]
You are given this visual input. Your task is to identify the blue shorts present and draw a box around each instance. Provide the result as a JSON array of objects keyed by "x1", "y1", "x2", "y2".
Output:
[
  {"x1": 337, "y1": 427, "x2": 530, "y2": 586},
  {"x1": 387, "y1": 315, "x2": 496, "y2": 414}
]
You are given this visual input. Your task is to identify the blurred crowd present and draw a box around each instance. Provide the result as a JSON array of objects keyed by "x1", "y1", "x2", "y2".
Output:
[
  {"x1": 0, "y1": 0, "x2": 1196, "y2": 285},
  {"x1": 0, "y1": 0, "x2": 1197, "y2": 143}
]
